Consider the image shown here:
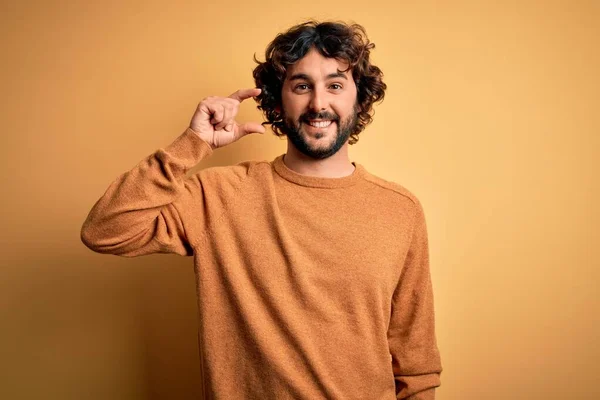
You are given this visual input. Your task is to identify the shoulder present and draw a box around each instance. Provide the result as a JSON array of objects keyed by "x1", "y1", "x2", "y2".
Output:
[
  {"x1": 355, "y1": 167, "x2": 428, "y2": 241},
  {"x1": 357, "y1": 167, "x2": 428, "y2": 229},
  {"x1": 360, "y1": 168, "x2": 423, "y2": 211}
]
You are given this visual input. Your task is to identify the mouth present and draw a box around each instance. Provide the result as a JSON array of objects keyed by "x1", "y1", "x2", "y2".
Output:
[{"x1": 305, "y1": 120, "x2": 334, "y2": 129}]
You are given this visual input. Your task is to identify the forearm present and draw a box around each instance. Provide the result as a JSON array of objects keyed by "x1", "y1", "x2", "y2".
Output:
[{"x1": 81, "y1": 128, "x2": 212, "y2": 256}]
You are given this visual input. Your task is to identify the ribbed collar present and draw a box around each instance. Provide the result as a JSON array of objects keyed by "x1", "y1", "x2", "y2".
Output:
[{"x1": 272, "y1": 154, "x2": 365, "y2": 188}]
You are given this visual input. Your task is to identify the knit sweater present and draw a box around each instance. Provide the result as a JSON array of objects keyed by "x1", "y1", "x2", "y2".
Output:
[{"x1": 81, "y1": 128, "x2": 443, "y2": 400}]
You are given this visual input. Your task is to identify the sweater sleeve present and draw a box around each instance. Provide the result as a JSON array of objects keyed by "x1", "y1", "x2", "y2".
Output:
[
  {"x1": 388, "y1": 201, "x2": 443, "y2": 399},
  {"x1": 80, "y1": 128, "x2": 213, "y2": 257}
]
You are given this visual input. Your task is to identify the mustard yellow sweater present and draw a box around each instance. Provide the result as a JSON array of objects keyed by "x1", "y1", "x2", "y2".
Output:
[{"x1": 81, "y1": 128, "x2": 443, "y2": 399}]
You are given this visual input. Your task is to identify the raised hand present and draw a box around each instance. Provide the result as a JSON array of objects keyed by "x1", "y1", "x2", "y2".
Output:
[{"x1": 189, "y1": 88, "x2": 266, "y2": 149}]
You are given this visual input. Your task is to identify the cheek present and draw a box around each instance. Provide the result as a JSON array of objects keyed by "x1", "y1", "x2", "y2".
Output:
[
  {"x1": 335, "y1": 96, "x2": 358, "y2": 117},
  {"x1": 281, "y1": 95, "x2": 305, "y2": 117}
]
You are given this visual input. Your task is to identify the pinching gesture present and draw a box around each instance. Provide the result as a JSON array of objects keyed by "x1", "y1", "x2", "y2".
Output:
[{"x1": 189, "y1": 88, "x2": 266, "y2": 149}]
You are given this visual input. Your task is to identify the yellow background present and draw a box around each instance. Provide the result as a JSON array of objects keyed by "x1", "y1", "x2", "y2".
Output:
[{"x1": 1, "y1": 1, "x2": 598, "y2": 399}]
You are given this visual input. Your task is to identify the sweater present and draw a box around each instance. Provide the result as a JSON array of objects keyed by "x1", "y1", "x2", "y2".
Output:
[{"x1": 81, "y1": 128, "x2": 443, "y2": 400}]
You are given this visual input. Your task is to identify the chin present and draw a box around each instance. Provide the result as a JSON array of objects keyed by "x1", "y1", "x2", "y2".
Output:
[
  {"x1": 301, "y1": 134, "x2": 336, "y2": 149},
  {"x1": 282, "y1": 119, "x2": 350, "y2": 159}
]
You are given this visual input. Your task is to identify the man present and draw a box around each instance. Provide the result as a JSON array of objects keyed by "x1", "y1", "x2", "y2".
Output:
[{"x1": 81, "y1": 21, "x2": 442, "y2": 399}]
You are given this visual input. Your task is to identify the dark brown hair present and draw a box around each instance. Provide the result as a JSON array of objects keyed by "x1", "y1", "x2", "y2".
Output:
[{"x1": 253, "y1": 20, "x2": 386, "y2": 145}]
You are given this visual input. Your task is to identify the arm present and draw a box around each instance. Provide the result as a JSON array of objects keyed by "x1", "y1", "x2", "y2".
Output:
[
  {"x1": 388, "y1": 201, "x2": 443, "y2": 399},
  {"x1": 80, "y1": 88, "x2": 266, "y2": 257},
  {"x1": 80, "y1": 129, "x2": 212, "y2": 257}
]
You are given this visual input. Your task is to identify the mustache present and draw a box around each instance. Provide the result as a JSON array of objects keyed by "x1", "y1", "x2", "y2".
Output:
[{"x1": 300, "y1": 111, "x2": 339, "y2": 122}]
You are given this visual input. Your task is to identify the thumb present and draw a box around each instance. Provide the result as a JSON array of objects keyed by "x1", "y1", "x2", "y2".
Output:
[{"x1": 237, "y1": 122, "x2": 266, "y2": 137}]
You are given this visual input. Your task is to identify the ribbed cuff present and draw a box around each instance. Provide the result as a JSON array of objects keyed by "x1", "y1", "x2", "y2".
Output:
[{"x1": 161, "y1": 128, "x2": 214, "y2": 171}]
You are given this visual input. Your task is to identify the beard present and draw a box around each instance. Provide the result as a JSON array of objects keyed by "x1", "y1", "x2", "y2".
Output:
[{"x1": 279, "y1": 105, "x2": 359, "y2": 160}]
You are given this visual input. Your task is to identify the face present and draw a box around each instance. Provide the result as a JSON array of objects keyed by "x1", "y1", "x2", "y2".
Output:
[{"x1": 280, "y1": 47, "x2": 359, "y2": 159}]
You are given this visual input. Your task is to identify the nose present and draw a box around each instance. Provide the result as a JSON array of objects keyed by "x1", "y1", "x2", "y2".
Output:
[{"x1": 309, "y1": 86, "x2": 327, "y2": 112}]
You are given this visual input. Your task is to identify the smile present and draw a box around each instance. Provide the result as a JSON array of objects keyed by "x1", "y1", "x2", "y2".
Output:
[{"x1": 307, "y1": 120, "x2": 333, "y2": 128}]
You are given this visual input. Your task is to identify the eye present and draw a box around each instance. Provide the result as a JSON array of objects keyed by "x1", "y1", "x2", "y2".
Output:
[
  {"x1": 330, "y1": 83, "x2": 343, "y2": 90},
  {"x1": 294, "y1": 84, "x2": 310, "y2": 92}
]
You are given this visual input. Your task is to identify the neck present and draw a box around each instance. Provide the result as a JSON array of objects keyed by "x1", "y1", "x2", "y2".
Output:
[{"x1": 283, "y1": 142, "x2": 355, "y2": 178}]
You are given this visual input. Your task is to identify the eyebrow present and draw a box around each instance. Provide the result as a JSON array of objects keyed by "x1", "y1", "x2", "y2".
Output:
[{"x1": 288, "y1": 72, "x2": 348, "y2": 82}]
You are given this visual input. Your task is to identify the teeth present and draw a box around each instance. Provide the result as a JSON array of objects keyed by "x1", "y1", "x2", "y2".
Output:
[{"x1": 308, "y1": 120, "x2": 332, "y2": 128}]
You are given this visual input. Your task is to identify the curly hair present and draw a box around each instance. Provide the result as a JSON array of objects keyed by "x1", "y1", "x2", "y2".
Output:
[{"x1": 252, "y1": 20, "x2": 386, "y2": 145}]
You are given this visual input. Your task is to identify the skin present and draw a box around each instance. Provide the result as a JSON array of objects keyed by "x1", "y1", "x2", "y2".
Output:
[
  {"x1": 188, "y1": 48, "x2": 359, "y2": 179},
  {"x1": 279, "y1": 48, "x2": 358, "y2": 178},
  {"x1": 189, "y1": 88, "x2": 266, "y2": 149}
]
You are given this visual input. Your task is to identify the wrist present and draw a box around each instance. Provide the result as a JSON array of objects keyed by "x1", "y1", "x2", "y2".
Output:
[{"x1": 188, "y1": 127, "x2": 215, "y2": 149}]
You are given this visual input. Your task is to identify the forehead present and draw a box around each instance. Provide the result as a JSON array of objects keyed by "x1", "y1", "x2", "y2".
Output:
[{"x1": 285, "y1": 47, "x2": 351, "y2": 80}]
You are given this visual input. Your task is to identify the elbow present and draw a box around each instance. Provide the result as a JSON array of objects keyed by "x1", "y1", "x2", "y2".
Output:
[
  {"x1": 80, "y1": 220, "x2": 105, "y2": 254},
  {"x1": 80, "y1": 218, "x2": 155, "y2": 257},
  {"x1": 80, "y1": 217, "x2": 120, "y2": 255}
]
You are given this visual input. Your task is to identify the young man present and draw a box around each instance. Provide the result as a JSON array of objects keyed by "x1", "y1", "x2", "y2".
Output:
[{"x1": 82, "y1": 21, "x2": 442, "y2": 400}]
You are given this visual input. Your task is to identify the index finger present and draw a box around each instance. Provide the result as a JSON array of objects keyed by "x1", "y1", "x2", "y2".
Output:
[{"x1": 229, "y1": 88, "x2": 262, "y2": 102}]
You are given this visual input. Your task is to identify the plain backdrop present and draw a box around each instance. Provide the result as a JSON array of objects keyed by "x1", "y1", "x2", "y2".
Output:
[{"x1": 1, "y1": 1, "x2": 598, "y2": 399}]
